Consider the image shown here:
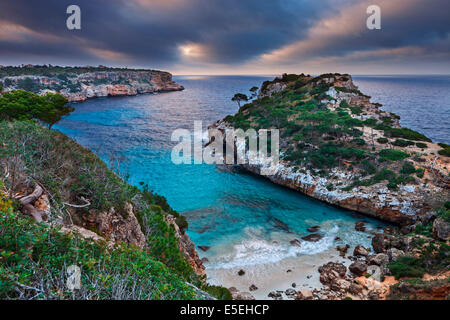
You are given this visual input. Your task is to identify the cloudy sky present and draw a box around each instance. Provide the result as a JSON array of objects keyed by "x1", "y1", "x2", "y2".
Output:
[{"x1": 0, "y1": 0, "x2": 449, "y2": 75}]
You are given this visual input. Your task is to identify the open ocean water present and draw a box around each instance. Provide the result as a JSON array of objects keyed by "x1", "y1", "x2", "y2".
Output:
[{"x1": 55, "y1": 75, "x2": 449, "y2": 270}]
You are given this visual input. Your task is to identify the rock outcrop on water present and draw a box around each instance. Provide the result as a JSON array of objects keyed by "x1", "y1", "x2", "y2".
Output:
[
  {"x1": 0, "y1": 65, "x2": 184, "y2": 102},
  {"x1": 210, "y1": 73, "x2": 450, "y2": 225}
]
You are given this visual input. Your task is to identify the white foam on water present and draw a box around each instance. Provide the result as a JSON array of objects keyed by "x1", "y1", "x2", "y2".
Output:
[{"x1": 208, "y1": 225, "x2": 339, "y2": 269}]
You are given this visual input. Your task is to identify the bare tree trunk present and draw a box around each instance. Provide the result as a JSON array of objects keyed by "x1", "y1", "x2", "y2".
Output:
[{"x1": 17, "y1": 185, "x2": 46, "y2": 222}]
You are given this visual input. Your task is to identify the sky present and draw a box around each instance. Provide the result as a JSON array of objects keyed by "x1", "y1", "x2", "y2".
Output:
[{"x1": 0, "y1": 0, "x2": 449, "y2": 75}]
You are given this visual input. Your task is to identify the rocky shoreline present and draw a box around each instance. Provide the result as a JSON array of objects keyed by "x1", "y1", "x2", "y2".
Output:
[
  {"x1": 210, "y1": 74, "x2": 449, "y2": 226},
  {"x1": 0, "y1": 68, "x2": 184, "y2": 102},
  {"x1": 208, "y1": 73, "x2": 450, "y2": 300}
]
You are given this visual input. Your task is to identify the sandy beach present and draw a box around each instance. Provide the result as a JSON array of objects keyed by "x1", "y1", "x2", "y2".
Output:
[{"x1": 205, "y1": 247, "x2": 354, "y2": 300}]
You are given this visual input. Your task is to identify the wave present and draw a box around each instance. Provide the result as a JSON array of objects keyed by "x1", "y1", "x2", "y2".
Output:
[{"x1": 208, "y1": 225, "x2": 339, "y2": 269}]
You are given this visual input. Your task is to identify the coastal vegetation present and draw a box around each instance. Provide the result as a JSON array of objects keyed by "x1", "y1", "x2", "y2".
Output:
[
  {"x1": 0, "y1": 65, "x2": 157, "y2": 78},
  {"x1": 224, "y1": 73, "x2": 441, "y2": 194},
  {"x1": 220, "y1": 73, "x2": 450, "y2": 300},
  {"x1": 0, "y1": 90, "x2": 223, "y2": 300}
]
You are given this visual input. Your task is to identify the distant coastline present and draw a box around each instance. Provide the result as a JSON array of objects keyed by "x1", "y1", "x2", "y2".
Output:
[{"x1": 0, "y1": 65, "x2": 184, "y2": 102}]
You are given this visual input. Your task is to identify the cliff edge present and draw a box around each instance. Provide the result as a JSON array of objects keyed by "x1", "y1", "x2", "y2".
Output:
[
  {"x1": 0, "y1": 65, "x2": 184, "y2": 102},
  {"x1": 212, "y1": 73, "x2": 450, "y2": 225}
]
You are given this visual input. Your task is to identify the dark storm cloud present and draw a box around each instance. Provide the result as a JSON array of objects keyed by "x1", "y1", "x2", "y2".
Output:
[
  {"x1": 0, "y1": 0, "x2": 448, "y2": 73},
  {"x1": 0, "y1": 0, "x2": 329, "y2": 66}
]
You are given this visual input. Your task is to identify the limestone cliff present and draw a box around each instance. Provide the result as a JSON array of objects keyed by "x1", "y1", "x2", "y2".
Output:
[
  {"x1": 0, "y1": 67, "x2": 183, "y2": 102},
  {"x1": 211, "y1": 73, "x2": 450, "y2": 225}
]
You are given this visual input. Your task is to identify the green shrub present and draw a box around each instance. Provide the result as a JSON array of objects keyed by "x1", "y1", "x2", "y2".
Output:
[
  {"x1": 204, "y1": 285, "x2": 232, "y2": 300},
  {"x1": 352, "y1": 138, "x2": 366, "y2": 146},
  {"x1": 438, "y1": 147, "x2": 450, "y2": 157},
  {"x1": 415, "y1": 142, "x2": 427, "y2": 149},
  {"x1": 378, "y1": 149, "x2": 409, "y2": 161},
  {"x1": 387, "y1": 182, "x2": 398, "y2": 190},
  {"x1": 388, "y1": 256, "x2": 425, "y2": 279},
  {"x1": 377, "y1": 137, "x2": 389, "y2": 144},
  {"x1": 361, "y1": 160, "x2": 376, "y2": 175},
  {"x1": 416, "y1": 168, "x2": 424, "y2": 178},
  {"x1": 0, "y1": 90, "x2": 73, "y2": 128},
  {"x1": 392, "y1": 139, "x2": 415, "y2": 147},
  {"x1": 400, "y1": 161, "x2": 416, "y2": 175},
  {"x1": 349, "y1": 106, "x2": 362, "y2": 115},
  {"x1": 385, "y1": 127, "x2": 431, "y2": 142},
  {"x1": 373, "y1": 168, "x2": 397, "y2": 182},
  {"x1": 0, "y1": 210, "x2": 201, "y2": 300}
]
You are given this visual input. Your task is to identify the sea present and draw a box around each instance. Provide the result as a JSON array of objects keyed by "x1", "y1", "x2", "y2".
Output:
[{"x1": 54, "y1": 75, "x2": 450, "y2": 275}]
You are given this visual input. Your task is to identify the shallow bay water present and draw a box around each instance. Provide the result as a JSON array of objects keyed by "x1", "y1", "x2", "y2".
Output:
[{"x1": 55, "y1": 75, "x2": 449, "y2": 296}]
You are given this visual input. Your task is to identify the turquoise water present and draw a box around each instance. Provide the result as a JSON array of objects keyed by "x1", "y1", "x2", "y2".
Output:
[{"x1": 54, "y1": 75, "x2": 449, "y2": 269}]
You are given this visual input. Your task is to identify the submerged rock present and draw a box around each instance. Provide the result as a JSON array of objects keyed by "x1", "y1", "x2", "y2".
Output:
[
  {"x1": 301, "y1": 233, "x2": 323, "y2": 242},
  {"x1": 337, "y1": 244, "x2": 350, "y2": 257},
  {"x1": 355, "y1": 221, "x2": 366, "y2": 232},
  {"x1": 290, "y1": 239, "x2": 302, "y2": 246},
  {"x1": 307, "y1": 225, "x2": 320, "y2": 232},
  {"x1": 198, "y1": 245, "x2": 210, "y2": 252}
]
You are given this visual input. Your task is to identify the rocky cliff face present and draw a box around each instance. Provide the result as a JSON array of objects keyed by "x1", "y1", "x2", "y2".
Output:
[
  {"x1": 211, "y1": 73, "x2": 449, "y2": 225},
  {"x1": 166, "y1": 215, "x2": 206, "y2": 276},
  {"x1": 1, "y1": 70, "x2": 184, "y2": 102}
]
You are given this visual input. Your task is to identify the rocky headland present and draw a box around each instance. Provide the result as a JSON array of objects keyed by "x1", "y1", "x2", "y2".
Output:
[
  {"x1": 209, "y1": 73, "x2": 450, "y2": 300},
  {"x1": 211, "y1": 73, "x2": 449, "y2": 226},
  {"x1": 0, "y1": 65, "x2": 184, "y2": 102}
]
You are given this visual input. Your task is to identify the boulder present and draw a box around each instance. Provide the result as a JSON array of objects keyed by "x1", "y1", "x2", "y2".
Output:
[
  {"x1": 198, "y1": 245, "x2": 210, "y2": 252},
  {"x1": 336, "y1": 244, "x2": 350, "y2": 257},
  {"x1": 331, "y1": 279, "x2": 351, "y2": 292},
  {"x1": 238, "y1": 269, "x2": 245, "y2": 276},
  {"x1": 301, "y1": 233, "x2": 323, "y2": 242},
  {"x1": 249, "y1": 284, "x2": 258, "y2": 291},
  {"x1": 290, "y1": 239, "x2": 302, "y2": 246},
  {"x1": 296, "y1": 289, "x2": 313, "y2": 300},
  {"x1": 268, "y1": 291, "x2": 282, "y2": 300},
  {"x1": 348, "y1": 283, "x2": 363, "y2": 295},
  {"x1": 307, "y1": 226, "x2": 320, "y2": 232},
  {"x1": 229, "y1": 287, "x2": 255, "y2": 300},
  {"x1": 372, "y1": 233, "x2": 388, "y2": 253},
  {"x1": 318, "y1": 262, "x2": 347, "y2": 286},
  {"x1": 353, "y1": 245, "x2": 369, "y2": 257},
  {"x1": 433, "y1": 217, "x2": 450, "y2": 241},
  {"x1": 367, "y1": 253, "x2": 388, "y2": 266},
  {"x1": 355, "y1": 221, "x2": 366, "y2": 232},
  {"x1": 419, "y1": 211, "x2": 437, "y2": 225},
  {"x1": 387, "y1": 248, "x2": 405, "y2": 262},
  {"x1": 349, "y1": 261, "x2": 367, "y2": 276},
  {"x1": 285, "y1": 288, "x2": 297, "y2": 297}
]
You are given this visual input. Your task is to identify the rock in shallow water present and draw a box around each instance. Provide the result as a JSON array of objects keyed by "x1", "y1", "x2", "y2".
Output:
[
  {"x1": 355, "y1": 221, "x2": 366, "y2": 232},
  {"x1": 301, "y1": 233, "x2": 323, "y2": 242},
  {"x1": 198, "y1": 245, "x2": 210, "y2": 252},
  {"x1": 307, "y1": 225, "x2": 320, "y2": 232}
]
